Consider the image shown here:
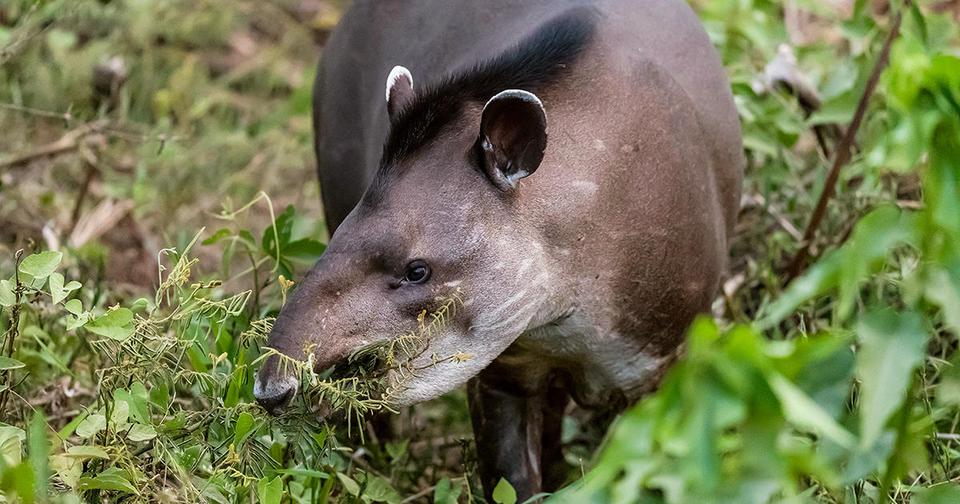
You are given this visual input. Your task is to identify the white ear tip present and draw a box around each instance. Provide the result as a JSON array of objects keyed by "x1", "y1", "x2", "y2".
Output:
[
  {"x1": 484, "y1": 89, "x2": 543, "y2": 110},
  {"x1": 386, "y1": 65, "x2": 414, "y2": 102}
]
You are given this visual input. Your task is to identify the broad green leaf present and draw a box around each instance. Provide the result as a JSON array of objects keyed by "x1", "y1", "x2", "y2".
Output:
[
  {"x1": 233, "y1": 412, "x2": 256, "y2": 446},
  {"x1": 769, "y1": 374, "x2": 856, "y2": 449},
  {"x1": 857, "y1": 311, "x2": 927, "y2": 448},
  {"x1": 0, "y1": 356, "x2": 25, "y2": 370},
  {"x1": 837, "y1": 207, "x2": 916, "y2": 320},
  {"x1": 127, "y1": 424, "x2": 157, "y2": 442},
  {"x1": 361, "y1": 475, "x2": 402, "y2": 503},
  {"x1": 130, "y1": 297, "x2": 149, "y2": 312},
  {"x1": 27, "y1": 412, "x2": 49, "y2": 498},
  {"x1": 77, "y1": 467, "x2": 139, "y2": 494},
  {"x1": 337, "y1": 473, "x2": 360, "y2": 496},
  {"x1": 492, "y1": 478, "x2": 517, "y2": 504},
  {"x1": 0, "y1": 425, "x2": 26, "y2": 465},
  {"x1": 926, "y1": 269, "x2": 960, "y2": 335},
  {"x1": 65, "y1": 313, "x2": 89, "y2": 331},
  {"x1": 202, "y1": 227, "x2": 233, "y2": 245},
  {"x1": 110, "y1": 398, "x2": 130, "y2": 429},
  {"x1": 262, "y1": 205, "x2": 296, "y2": 256},
  {"x1": 257, "y1": 476, "x2": 283, "y2": 504},
  {"x1": 761, "y1": 250, "x2": 842, "y2": 327},
  {"x1": 18, "y1": 251, "x2": 62, "y2": 282},
  {"x1": 912, "y1": 484, "x2": 960, "y2": 504},
  {"x1": 48, "y1": 273, "x2": 65, "y2": 304},
  {"x1": 0, "y1": 279, "x2": 15, "y2": 307},
  {"x1": 75, "y1": 414, "x2": 106, "y2": 439},
  {"x1": 283, "y1": 238, "x2": 326, "y2": 262},
  {"x1": 50, "y1": 454, "x2": 81, "y2": 489},
  {"x1": 433, "y1": 477, "x2": 461, "y2": 504},
  {"x1": 64, "y1": 299, "x2": 83, "y2": 316},
  {"x1": 115, "y1": 387, "x2": 150, "y2": 425},
  {"x1": 85, "y1": 308, "x2": 135, "y2": 341},
  {"x1": 48, "y1": 274, "x2": 81, "y2": 305},
  {"x1": 65, "y1": 445, "x2": 109, "y2": 459}
]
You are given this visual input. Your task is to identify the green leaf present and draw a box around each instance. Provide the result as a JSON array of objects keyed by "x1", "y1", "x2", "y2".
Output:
[
  {"x1": 27, "y1": 412, "x2": 49, "y2": 499},
  {"x1": 50, "y1": 454, "x2": 82, "y2": 490},
  {"x1": 48, "y1": 273, "x2": 65, "y2": 304},
  {"x1": 262, "y1": 205, "x2": 296, "y2": 256},
  {"x1": 337, "y1": 473, "x2": 360, "y2": 496},
  {"x1": 856, "y1": 311, "x2": 927, "y2": 448},
  {"x1": 77, "y1": 467, "x2": 139, "y2": 494},
  {"x1": 0, "y1": 356, "x2": 25, "y2": 370},
  {"x1": 0, "y1": 279, "x2": 15, "y2": 307},
  {"x1": 115, "y1": 386, "x2": 150, "y2": 425},
  {"x1": 0, "y1": 425, "x2": 26, "y2": 466},
  {"x1": 492, "y1": 478, "x2": 517, "y2": 504},
  {"x1": 769, "y1": 374, "x2": 856, "y2": 449},
  {"x1": 65, "y1": 313, "x2": 89, "y2": 331},
  {"x1": 202, "y1": 227, "x2": 233, "y2": 245},
  {"x1": 48, "y1": 273, "x2": 81, "y2": 305},
  {"x1": 257, "y1": 476, "x2": 283, "y2": 504},
  {"x1": 85, "y1": 308, "x2": 135, "y2": 341},
  {"x1": 126, "y1": 424, "x2": 157, "y2": 442},
  {"x1": 65, "y1": 445, "x2": 109, "y2": 460},
  {"x1": 361, "y1": 475, "x2": 402, "y2": 503},
  {"x1": 64, "y1": 299, "x2": 83, "y2": 316},
  {"x1": 233, "y1": 412, "x2": 256, "y2": 446},
  {"x1": 912, "y1": 484, "x2": 960, "y2": 504},
  {"x1": 18, "y1": 251, "x2": 62, "y2": 282},
  {"x1": 433, "y1": 477, "x2": 461, "y2": 504},
  {"x1": 75, "y1": 414, "x2": 106, "y2": 439},
  {"x1": 283, "y1": 238, "x2": 326, "y2": 263}
]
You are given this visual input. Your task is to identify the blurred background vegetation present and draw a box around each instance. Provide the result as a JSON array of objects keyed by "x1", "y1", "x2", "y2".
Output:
[{"x1": 0, "y1": 0, "x2": 959, "y2": 502}]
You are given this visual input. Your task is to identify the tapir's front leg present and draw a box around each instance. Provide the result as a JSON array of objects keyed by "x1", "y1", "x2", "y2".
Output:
[{"x1": 468, "y1": 370, "x2": 568, "y2": 501}]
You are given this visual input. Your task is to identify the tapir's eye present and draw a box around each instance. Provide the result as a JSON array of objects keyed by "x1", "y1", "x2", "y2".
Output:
[{"x1": 403, "y1": 260, "x2": 431, "y2": 284}]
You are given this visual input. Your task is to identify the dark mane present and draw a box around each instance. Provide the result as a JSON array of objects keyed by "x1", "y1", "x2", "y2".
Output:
[{"x1": 379, "y1": 7, "x2": 597, "y2": 170}]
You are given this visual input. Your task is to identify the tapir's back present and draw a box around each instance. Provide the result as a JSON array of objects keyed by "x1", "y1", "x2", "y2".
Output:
[{"x1": 313, "y1": 0, "x2": 742, "y2": 236}]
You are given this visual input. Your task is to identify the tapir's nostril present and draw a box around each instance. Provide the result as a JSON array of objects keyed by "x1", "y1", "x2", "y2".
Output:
[{"x1": 254, "y1": 373, "x2": 298, "y2": 415}]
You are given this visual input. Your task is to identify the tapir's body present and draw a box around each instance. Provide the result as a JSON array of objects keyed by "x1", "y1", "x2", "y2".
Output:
[{"x1": 258, "y1": 0, "x2": 743, "y2": 499}]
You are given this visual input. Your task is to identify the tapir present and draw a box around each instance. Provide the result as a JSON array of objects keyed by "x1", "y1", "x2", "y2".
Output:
[{"x1": 254, "y1": 0, "x2": 743, "y2": 499}]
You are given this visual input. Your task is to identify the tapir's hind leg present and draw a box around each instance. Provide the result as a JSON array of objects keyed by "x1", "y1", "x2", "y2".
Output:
[
  {"x1": 467, "y1": 371, "x2": 569, "y2": 501},
  {"x1": 540, "y1": 380, "x2": 570, "y2": 492}
]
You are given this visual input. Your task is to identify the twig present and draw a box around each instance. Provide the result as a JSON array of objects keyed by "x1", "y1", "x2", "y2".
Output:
[
  {"x1": 784, "y1": 4, "x2": 905, "y2": 283},
  {"x1": 0, "y1": 250, "x2": 25, "y2": 420},
  {"x1": 0, "y1": 120, "x2": 108, "y2": 172},
  {"x1": 67, "y1": 149, "x2": 101, "y2": 236}
]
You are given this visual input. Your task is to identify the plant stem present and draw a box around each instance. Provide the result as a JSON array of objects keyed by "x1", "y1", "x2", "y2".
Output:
[
  {"x1": 0, "y1": 249, "x2": 25, "y2": 419},
  {"x1": 785, "y1": 2, "x2": 907, "y2": 283}
]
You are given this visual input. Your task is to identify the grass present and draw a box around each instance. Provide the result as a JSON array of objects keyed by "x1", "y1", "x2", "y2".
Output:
[{"x1": 2, "y1": 0, "x2": 960, "y2": 502}]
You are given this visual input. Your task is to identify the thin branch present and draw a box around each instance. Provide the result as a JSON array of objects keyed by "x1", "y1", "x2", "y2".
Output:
[
  {"x1": 784, "y1": 4, "x2": 905, "y2": 283},
  {"x1": 0, "y1": 120, "x2": 108, "y2": 172}
]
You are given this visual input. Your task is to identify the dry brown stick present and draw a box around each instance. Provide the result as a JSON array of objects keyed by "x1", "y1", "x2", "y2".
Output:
[
  {"x1": 67, "y1": 144, "x2": 102, "y2": 236},
  {"x1": 784, "y1": 4, "x2": 905, "y2": 283},
  {"x1": 0, "y1": 120, "x2": 107, "y2": 172}
]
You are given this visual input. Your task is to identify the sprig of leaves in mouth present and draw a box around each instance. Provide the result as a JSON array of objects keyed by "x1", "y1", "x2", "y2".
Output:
[{"x1": 262, "y1": 289, "x2": 464, "y2": 433}]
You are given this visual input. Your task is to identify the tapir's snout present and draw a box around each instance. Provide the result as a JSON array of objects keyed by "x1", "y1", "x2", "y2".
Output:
[{"x1": 254, "y1": 356, "x2": 299, "y2": 415}]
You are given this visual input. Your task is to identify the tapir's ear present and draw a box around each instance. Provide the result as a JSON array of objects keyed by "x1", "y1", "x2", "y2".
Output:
[
  {"x1": 386, "y1": 65, "x2": 415, "y2": 120},
  {"x1": 476, "y1": 89, "x2": 548, "y2": 191}
]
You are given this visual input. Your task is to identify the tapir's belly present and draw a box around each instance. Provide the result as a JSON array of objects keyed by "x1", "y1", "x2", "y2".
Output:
[{"x1": 506, "y1": 310, "x2": 676, "y2": 408}]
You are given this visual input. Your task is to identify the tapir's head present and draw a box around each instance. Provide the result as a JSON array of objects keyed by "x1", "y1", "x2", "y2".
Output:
[{"x1": 254, "y1": 66, "x2": 554, "y2": 413}]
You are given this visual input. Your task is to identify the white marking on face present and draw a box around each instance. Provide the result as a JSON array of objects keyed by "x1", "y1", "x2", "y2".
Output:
[
  {"x1": 385, "y1": 65, "x2": 413, "y2": 102},
  {"x1": 571, "y1": 180, "x2": 598, "y2": 194},
  {"x1": 480, "y1": 289, "x2": 528, "y2": 321},
  {"x1": 516, "y1": 257, "x2": 534, "y2": 277},
  {"x1": 472, "y1": 302, "x2": 538, "y2": 333},
  {"x1": 443, "y1": 280, "x2": 462, "y2": 287}
]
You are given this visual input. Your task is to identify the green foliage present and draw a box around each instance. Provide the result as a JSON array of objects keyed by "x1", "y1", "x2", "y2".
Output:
[{"x1": 556, "y1": 2, "x2": 960, "y2": 503}]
